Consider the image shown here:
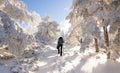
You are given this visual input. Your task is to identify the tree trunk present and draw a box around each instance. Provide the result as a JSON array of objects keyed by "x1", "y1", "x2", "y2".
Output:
[
  {"x1": 94, "y1": 38, "x2": 99, "y2": 52},
  {"x1": 118, "y1": 28, "x2": 120, "y2": 43},
  {"x1": 103, "y1": 26, "x2": 109, "y2": 47},
  {"x1": 103, "y1": 26, "x2": 110, "y2": 59}
]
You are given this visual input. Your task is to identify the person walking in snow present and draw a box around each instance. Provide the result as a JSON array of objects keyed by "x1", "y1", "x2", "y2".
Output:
[{"x1": 57, "y1": 37, "x2": 64, "y2": 56}]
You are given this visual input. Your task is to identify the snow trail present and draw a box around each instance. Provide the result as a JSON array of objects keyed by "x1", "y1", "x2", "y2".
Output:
[{"x1": 1, "y1": 45, "x2": 120, "y2": 73}]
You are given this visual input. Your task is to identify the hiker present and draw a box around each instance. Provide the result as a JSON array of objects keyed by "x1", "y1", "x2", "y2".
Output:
[{"x1": 57, "y1": 37, "x2": 64, "y2": 56}]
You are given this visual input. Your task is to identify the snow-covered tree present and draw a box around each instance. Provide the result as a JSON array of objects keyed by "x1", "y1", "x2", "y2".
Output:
[
  {"x1": 0, "y1": 0, "x2": 42, "y2": 34},
  {"x1": 67, "y1": 0, "x2": 120, "y2": 55},
  {"x1": 35, "y1": 16, "x2": 60, "y2": 44},
  {"x1": 0, "y1": 0, "x2": 40, "y2": 56},
  {"x1": 0, "y1": 10, "x2": 34, "y2": 56}
]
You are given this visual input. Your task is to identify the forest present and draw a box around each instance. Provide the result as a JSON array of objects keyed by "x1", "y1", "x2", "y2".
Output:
[{"x1": 0, "y1": 0, "x2": 120, "y2": 73}]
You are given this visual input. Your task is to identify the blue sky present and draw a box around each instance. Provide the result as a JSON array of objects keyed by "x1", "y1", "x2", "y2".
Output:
[{"x1": 21, "y1": 0, "x2": 72, "y2": 23}]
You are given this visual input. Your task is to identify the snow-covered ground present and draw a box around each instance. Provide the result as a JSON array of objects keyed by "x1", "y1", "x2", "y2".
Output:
[{"x1": 0, "y1": 45, "x2": 120, "y2": 73}]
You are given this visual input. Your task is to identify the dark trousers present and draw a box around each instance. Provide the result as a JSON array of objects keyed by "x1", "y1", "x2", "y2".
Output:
[{"x1": 57, "y1": 44, "x2": 63, "y2": 56}]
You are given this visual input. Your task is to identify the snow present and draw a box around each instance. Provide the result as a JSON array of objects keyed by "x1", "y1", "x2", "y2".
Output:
[
  {"x1": 59, "y1": 20, "x2": 71, "y2": 34},
  {"x1": 0, "y1": 66, "x2": 11, "y2": 73},
  {"x1": 0, "y1": 0, "x2": 120, "y2": 73},
  {"x1": 0, "y1": 45, "x2": 120, "y2": 73}
]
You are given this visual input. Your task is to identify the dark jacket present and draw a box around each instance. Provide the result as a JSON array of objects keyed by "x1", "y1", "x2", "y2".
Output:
[
  {"x1": 57, "y1": 37, "x2": 64, "y2": 45},
  {"x1": 57, "y1": 37, "x2": 64, "y2": 49}
]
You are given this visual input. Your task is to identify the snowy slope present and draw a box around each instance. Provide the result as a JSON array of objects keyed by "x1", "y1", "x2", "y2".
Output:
[{"x1": 0, "y1": 45, "x2": 120, "y2": 73}]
